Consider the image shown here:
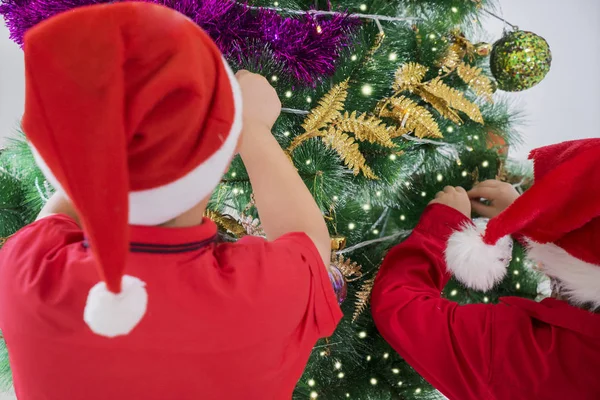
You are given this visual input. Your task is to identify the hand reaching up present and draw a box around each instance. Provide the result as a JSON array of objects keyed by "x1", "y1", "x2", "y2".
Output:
[
  {"x1": 468, "y1": 180, "x2": 520, "y2": 218},
  {"x1": 429, "y1": 186, "x2": 471, "y2": 218}
]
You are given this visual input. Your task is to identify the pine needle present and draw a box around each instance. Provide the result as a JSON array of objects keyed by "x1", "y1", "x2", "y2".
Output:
[{"x1": 322, "y1": 126, "x2": 377, "y2": 179}]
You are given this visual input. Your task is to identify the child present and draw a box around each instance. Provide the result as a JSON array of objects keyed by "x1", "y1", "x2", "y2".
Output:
[
  {"x1": 371, "y1": 139, "x2": 600, "y2": 400},
  {"x1": 0, "y1": 3, "x2": 342, "y2": 400}
]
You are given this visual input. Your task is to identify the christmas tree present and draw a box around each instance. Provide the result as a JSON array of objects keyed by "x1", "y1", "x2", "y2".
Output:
[{"x1": 0, "y1": 0, "x2": 550, "y2": 398}]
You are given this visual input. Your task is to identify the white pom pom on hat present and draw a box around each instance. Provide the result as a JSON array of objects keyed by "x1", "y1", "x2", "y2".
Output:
[{"x1": 445, "y1": 219, "x2": 513, "y2": 292}]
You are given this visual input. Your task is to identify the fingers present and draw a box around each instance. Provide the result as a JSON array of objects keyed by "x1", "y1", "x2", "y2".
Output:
[
  {"x1": 467, "y1": 186, "x2": 497, "y2": 200},
  {"x1": 470, "y1": 199, "x2": 494, "y2": 218}
]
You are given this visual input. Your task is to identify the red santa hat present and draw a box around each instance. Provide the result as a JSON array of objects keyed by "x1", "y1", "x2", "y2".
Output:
[
  {"x1": 21, "y1": 3, "x2": 242, "y2": 337},
  {"x1": 445, "y1": 139, "x2": 600, "y2": 308}
]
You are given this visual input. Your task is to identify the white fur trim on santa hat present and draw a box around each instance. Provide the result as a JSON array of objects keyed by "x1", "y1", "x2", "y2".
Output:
[
  {"x1": 445, "y1": 219, "x2": 513, "y2": 292},
  {"x1": 83, "y1": 275, "x2": 148, "y2": 338},
  {"x1": 30, "y1": 57, "x2": 243, "y2": 226},
  {"x1": 527, "y1": 241, "x2": 600, "y2": 310}
]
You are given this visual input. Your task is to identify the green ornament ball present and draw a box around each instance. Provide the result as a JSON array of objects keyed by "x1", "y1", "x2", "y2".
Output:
[{"x1": 490, "y1": 30, "x2": 552, "y2": 92}]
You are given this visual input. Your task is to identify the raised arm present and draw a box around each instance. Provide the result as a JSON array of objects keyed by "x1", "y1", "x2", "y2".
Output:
[
  {"x1": 37, "y1": 192, "x2": 80, "y2": 225},
  {"x1": 236, "y1": 70, "x2": 330, "y2": 266}
]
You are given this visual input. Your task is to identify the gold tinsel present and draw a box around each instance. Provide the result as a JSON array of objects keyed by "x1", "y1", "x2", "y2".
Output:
[
  {"x1": 300, "y1": 79, "x2": 349, "y2": 133},
  {"x1": 0, "y1": 235, "x2": 12, "y2": 247},
  {"x1": 331, "y1": 253, "x2": 363, "y2": 282},
  {"x1": 392, "y1": 62, "x2": 427, "y2": 91},
  {"x1": 421, "y1": 77, "x2": 484, "y2": 124},
  {"x1": 439, "y1": 43, "x2": 464, "y2": 74},
  {"x1": 322, "y1": 126, "x2": 377, "y2": 179},
  {"x1": 204, "y1": 210, "x2": 248, "y2": 237},
  {"x1": 336, "y1": 111, "x2": 395, "y2": 148},
  {"x1": 457, "y1": 63, "x2": 494, "y2": 103},
  {"x1": 353, "y1": 277, "x2": 375, "y2": 322},
  {"x1": 381, "y1": 96, "x2": 443, "y2": 139},
  {"x1": 330, "y1": 236, "x2": 347, "y2": 251}
]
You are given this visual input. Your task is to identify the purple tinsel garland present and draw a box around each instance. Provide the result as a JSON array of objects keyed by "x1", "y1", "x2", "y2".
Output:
[{"x1": 0, "y1": 0, "x2": 359, "y2": 85}]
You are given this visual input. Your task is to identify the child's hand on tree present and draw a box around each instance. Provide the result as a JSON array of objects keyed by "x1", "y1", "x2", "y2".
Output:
[
  {"x1": 468, "y1": 180, "x2": 520, "y2": 218},
  {"x1": 235, "y1": 70, "x2": 281, "y2": 133},
  {"x1": 429, "y1": 186, "x2": 471, "y2": 218}
]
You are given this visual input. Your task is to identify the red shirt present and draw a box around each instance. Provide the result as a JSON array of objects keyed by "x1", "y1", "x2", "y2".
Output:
[
  {"x1": 0, "y1": 215, "x2": 342, "y2": 400},
  {"x1": 371, "y1": 204, "x2": 600, "y2": 400}
]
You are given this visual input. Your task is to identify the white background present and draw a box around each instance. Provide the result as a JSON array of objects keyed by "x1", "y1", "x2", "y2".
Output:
[
  {"x1": 1, "y1": 0, "x2": 599, "y2": 159},
  {"x1": 0, "y1": 1, "x2": 598, "y2": 399}
]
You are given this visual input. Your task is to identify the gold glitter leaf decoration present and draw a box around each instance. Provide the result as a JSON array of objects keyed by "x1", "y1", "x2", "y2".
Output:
[
  {"x1": 439, "y1": 43, "x2": 464, "y2": 74},
  {"x1": 331, "y1": 253, "x2": 363, "y2": 282},
  {"x1": 392, "y1": 62, "x2": 428, "y2": 91},
  {"x1": 422, "y1": 77, "x2": 484, "y2": 124},
  {"x1": 301, "y1": 79, "x2": 349, "y2": 133},
  {"x1": 353, "y1": 277, "x2": 375, "y2": 322},
  {"x1": 381, "y1": 96, "x2": 443, "y2": 139},
  {"x1": 414, "y1": 87, "x2": 463, "y2": 125},
  {"x1": 337, "y1": 111, "x2": 395, "y2": 148},
  {"x1": 205, "y1": 210, "x2": 247, "y2": 238},
  {"x1": 457, "y1": 63, "x2": 494, "y2": 103},
  {"x1": 322, "y1": 126, "x2": 377, "y2": 179}
]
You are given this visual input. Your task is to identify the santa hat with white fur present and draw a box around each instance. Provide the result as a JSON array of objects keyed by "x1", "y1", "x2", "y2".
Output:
[
  {"x1": 21, "y1": 3, "x2": 241, "y2": 337},
  {"x1": 445, "y1": 139, "x2": 600, "y2": 308}
]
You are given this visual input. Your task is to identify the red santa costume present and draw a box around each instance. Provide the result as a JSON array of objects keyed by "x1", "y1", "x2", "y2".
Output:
[
  {"x1": 0, "y1": 3, "x2": 341, "y2": 400},
  {"x1": 371, "y1": 138, "x2": 600, "y2": 400}
]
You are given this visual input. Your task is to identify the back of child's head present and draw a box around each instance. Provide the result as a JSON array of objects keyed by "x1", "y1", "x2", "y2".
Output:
[{"x1": 22, "y1": 2, "x2": 242, "y2": 337}]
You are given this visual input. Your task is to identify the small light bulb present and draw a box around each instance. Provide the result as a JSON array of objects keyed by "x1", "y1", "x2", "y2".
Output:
[
  {"x1": 462, "y1": 171, "x2": 468, "y2": 177},
  {"x1": 370, "y1": 378, "x2": 378, "y2": 385},
  {"x1": 474, "y1": 135, "x2": 479, "y2": 140},
  {"x1": 383, "y1": 353, "x2": 389, "y2": 359},
  {"x1": 514, "y1": 270, "x2": 519, "y2": 275},
  {"x1": 316, "y1": 25, "x2": 322, "y2": 34},
  {"x1": 366, "y1": 355, "x2": 372, "y2": 361},
  {"x1": 335, "y1": 361, "x2": 342, "y2": 370},
  {"x1": 450, "y1": 289, "x2": 458, "y2": 296},
  {"x1": 239, "y1": 189, "x2": 244, "y2": 194},
  {"x1": 231, "y1": 172, "x2": 237, "y2": 177},
  {"x1": 429, "y1": 33, "x2": 436, "y2": 39},
  {"x1": 361, "y1": 84, "x2": 373, "y2": 96},
  {"x1": 351, "y1": 55, "x2": 357, "y2": 61},
  {"x1": 310, "y1": 391, "x2": 318, "y2": 399},
  {"x1": 306, "y1": 159, "x2": 312, "y2": 165},
  {"x1": 376, "y1": 191, "x2": 382, "y2": 196},
  {"x1": 415, "y1": 388, "x2": 422, "y2": 394},
  {"x1": 319, "y1": 351, "x2": 326, "y2": 356},
  {"x1": 306, "y1": 96, "x2": 312, "y2": 103},
  {"x1": 348, "y1": 223, "x2": 356, "y2": 230},
  {"x1": 233, "y1": 188, "x2": 239, "y2": 194},
  {"x1": 483, "y1": 296, "x2": 489, "y2": 303},
  {"x1": 392, "y1": 368, "x2": 400, "y2": 374},
  {"x1": 285, "y1": 91, "x2": 292, "y2": 98},
  {"x1": 404, "y1": 181, "x2": 411, "y2": 187},
  {"x1": 432, "y1": 47, "x2": 438, "y2": 52},
  {"x1": 451, "y1": 6, "x2": 458, "y2": 13},
  {"x1": 362, "y1": 204, "x2": 371, "y2": 210},
  {"x1": 271, "y1": 75, "x2": 278, "y2": 82},
  {"x1": 467, "y1": 146, "x2": 474, "y2": 152},
  {"x1": 421, "y1": 191, "x2": 427, "y2": 197},
  {"x1": 346, "y1": 394, "x2": 350, "y2": 398},
  {"x1": 482, "y1": 160, "x2": 490, "y2": 168},
  {"x1": 400, "y1": 215, "x2": 406, "y2": 221},
  {"x1": 273, "y1": 1, "x2": 279, "y2": 5},
  {"x1": 389, "y1": 154, "x2": 397, "y2": 161},
  {"x1": 308, "y1": 379, "x2": 315, "y2": 387},
  {"x1": 333, "y1": 195, "x2": 339, "y2": 201},
  {"x1": 437, "y1": 173, "x2": 443, "y2": 182},
  {"x1": 516, "y1": 257, "x2": 521, "y2": 262},
  {"x1": 446, "y1": 126, "x2": 454, "y2": 133},
  {"x1": 516, "y1": 283, "x2": 521, "y2": 290},
  {"x1": 283, "y1": 131, "x2": 291, "y2": 137},
  {"x1": 338, "y1": 372, "x2": 345, "y2": 378},
  {"x1": 457, "y1": 159, "x2": 462, "y2": 166},
  {"x1": 388, "y1": 52, "x2": 397, "y2": 61},
  {"x1": 398, "y1": 381, "x2": 403, "y2": 386},
  {"x1": 359, "y1": 3, "x2": 367, "y2": 11},
  {"x1": 373, "y1": 229, "x2": 379, "y2": 234},
  {"x1": 358, "y1": 331, "x2": 367, "y2": 338}
]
